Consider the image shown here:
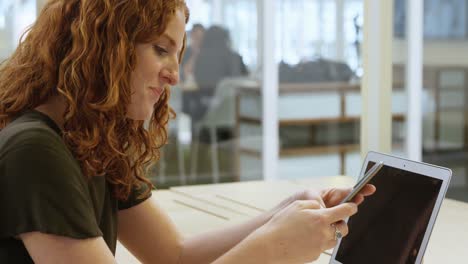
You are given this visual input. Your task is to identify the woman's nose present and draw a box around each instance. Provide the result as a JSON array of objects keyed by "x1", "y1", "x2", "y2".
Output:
[{"x1": 160, "y1": 67, "x2": 179, "y2": 86}]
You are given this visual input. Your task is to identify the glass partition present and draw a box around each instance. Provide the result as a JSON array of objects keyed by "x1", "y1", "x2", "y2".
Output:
[
  {"x1": 153, "y1": 0, "x2": 263, "y2": 187},
  {"x1": 272, "y1": 0, "x2": 365, "y2": 180},
  {"x1": 393, "y1": 0, "x2": 468, "y2": 202}
]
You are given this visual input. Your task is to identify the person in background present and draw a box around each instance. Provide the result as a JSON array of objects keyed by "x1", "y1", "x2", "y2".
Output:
[
  {"x1": 184, "y1": 25, "x2": 248, "y2": 129},
  {"x1": 0, "y1": 0, "x2": 375, "y2": 263},
  {"x1": 180, "y1": 23, "x2": 205, "y2": 83},
  {"x1": 194, "y1": 25, "x2": 248, "y2": 93}
]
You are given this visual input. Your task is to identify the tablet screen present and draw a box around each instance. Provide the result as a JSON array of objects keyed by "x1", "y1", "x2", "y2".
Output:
[{"x1": 335, "y1": 162, "x2": 443, "y2": 264}]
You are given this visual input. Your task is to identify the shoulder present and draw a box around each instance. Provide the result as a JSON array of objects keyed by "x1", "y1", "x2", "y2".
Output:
[
  {"x1": 0, "y1": 119, "x2": 83, "y2": 187},
  {"x1": 0, "y1": 117, "x2": 63, "y2": 156}
]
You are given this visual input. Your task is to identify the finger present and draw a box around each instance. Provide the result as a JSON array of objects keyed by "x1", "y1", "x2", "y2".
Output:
[
  {"x1": 359, "y1": 184, "x2": 376, "y2": 196},
  {"x1": 323, "y1": 222, "x2": 347, "y2": 250},
  {"x1": 327, "y1": 221, "x2": 348, "y2": 243},
  {"x1": 323, "y1": 239, "x2": 338, "y2": 250},
  {"x1": 322, "y1": 187, "x2": 351, "y2": 207},
  {"x1": 352, "y1": 194, "x2": 364, "y2": 205},
  {"x1": 325, "y1": 187, "x2": 351, "y2": 197},
  {"x1": 302, "y1": 189, "x2": 326, "y2": 208},
  {"x1": 352, "y1": 185, "x2": 376, "y2": 205},
  {"x1": 322, "y1": 203, "x2": 357, "y2": 223},
  {"x1": 316, "y1": 197, "x2": 326, "y2": 208},
  {"x1": 334, "y1": 220, "x2": 349, "y2": 238},
  {"x1": 292, "y1": 200, "x2": 322, "y2": 210}
]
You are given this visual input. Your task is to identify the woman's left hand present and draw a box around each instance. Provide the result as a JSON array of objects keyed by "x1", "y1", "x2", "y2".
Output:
[
  {"x1": 319, "y1": 184, "x2": 376, "y2": 207},
  {"x1": 269, "y1": 184, "x2": 376, "y2": 217}
]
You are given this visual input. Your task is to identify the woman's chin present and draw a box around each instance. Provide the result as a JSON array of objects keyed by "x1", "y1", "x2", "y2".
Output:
[{"x1": 126, "y1": 109, "x2": 153, "y2": 121}]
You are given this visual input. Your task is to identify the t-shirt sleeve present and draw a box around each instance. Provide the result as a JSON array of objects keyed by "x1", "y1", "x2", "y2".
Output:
[
  {"x1": 0, "y1": 132, "x2": 102, "y2": 239},
  {"x1": 117, "y1": 181, "x2": 153, "y2": 210}
]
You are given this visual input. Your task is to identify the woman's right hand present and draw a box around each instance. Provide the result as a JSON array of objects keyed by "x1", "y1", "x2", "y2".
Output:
[{"x1": 254, "y1": 200, "x2": 357, "y2": 264}]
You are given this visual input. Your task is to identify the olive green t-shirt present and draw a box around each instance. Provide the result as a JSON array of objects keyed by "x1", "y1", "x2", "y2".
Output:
[{"x1": 0, "y1": 110, "x2": 152, "y2": 263}]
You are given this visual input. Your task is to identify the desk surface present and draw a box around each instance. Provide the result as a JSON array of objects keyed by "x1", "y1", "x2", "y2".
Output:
[{"x1": 116, "y1": 176, "x2": 468, "y2": 263}]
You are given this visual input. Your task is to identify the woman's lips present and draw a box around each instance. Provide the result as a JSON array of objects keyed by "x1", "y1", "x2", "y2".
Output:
[{"x1": 149, "y1": 87, "x2": 164, "y2": 100}]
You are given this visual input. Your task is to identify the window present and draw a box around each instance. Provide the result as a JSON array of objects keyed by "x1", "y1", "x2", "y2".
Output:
[{"x1": 0, "y1": 0, "x2": 36, "y2": 59}]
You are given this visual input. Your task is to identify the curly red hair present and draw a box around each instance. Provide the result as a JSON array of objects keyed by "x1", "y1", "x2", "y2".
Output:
[{"x1": 0, "y1": 0, "x2": 189, "y2": 200}]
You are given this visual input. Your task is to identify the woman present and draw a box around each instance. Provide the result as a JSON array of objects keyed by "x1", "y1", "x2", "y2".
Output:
[
  {"x1": 193, "y1": 25, "x2": 248, "y2": 91},
  {"x1": 0, "y1": 0, "x2": 375, "y2": 263}
]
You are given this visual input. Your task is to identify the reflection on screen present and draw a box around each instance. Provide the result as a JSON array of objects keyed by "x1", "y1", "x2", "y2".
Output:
[{"x1": 335, "y1": 162, "x2": 442, "y2": 264}]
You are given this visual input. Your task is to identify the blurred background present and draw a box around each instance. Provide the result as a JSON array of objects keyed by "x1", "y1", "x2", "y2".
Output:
[{"x1": 1, "y1": 0, "x2": 467, "y2": 201}]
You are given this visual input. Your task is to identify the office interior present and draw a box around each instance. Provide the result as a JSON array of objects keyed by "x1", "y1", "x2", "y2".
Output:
[{"x1": 1, "y1": 0, "x2": 468, "y2": 203}]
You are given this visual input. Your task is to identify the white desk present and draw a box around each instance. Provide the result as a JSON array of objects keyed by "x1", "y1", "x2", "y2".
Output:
[{"x1": 116, "y1": 176, "x2": 468, "y2": 263}]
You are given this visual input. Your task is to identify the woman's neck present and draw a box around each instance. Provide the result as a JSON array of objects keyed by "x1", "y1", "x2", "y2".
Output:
[{"x1": 34, "y1": 95, "x2": 66, "y2": 129}]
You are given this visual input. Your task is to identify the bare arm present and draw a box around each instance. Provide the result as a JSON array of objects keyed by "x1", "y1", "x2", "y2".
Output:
[
  {"x1": 118, "y1": 186, "x2": 374, "y2": 264},
  {"x1": 184, "y1": 185, "x2": 375, "y2": 263},
  {"x1": 20, "y1": 232, "x2": 116, "y2": 264},
  {"x1": 118, "y1": 196, "x2": 272, "y2": 264},
  {"x1": 178, "y1": 210, "x2": 273, "y2": 264},
  {"x1": 117, "y1": 197, "x2": 183, "y2": 264}
]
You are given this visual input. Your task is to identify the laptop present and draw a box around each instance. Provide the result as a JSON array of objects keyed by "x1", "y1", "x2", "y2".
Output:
[{"x1": 329, "y1": 151, "x2": 452, "y2": 264}]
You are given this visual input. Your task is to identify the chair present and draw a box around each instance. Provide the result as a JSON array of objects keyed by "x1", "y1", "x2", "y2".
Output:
[{"x1": 190, "y1": 77, "x2": 259, "y2": 183}]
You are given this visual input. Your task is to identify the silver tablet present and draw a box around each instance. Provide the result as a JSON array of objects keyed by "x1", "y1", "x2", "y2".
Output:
[{"x1": 329, "y1": 151, "x2": 452, "y2": 264}]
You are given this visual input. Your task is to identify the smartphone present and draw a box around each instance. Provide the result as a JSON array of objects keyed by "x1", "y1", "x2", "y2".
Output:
[{"x1": 340, "y1": 161, "x2": 384, "y2": 204}]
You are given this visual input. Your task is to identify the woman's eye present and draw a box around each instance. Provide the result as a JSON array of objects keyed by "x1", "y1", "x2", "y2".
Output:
[{"x1": 153, "y1": 45, "x2": 168, "y2": 55}]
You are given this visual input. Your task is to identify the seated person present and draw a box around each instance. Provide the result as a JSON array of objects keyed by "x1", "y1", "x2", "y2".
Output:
[{"x1": 0, "y1": 1, "x2": 375, "y2": 263}]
